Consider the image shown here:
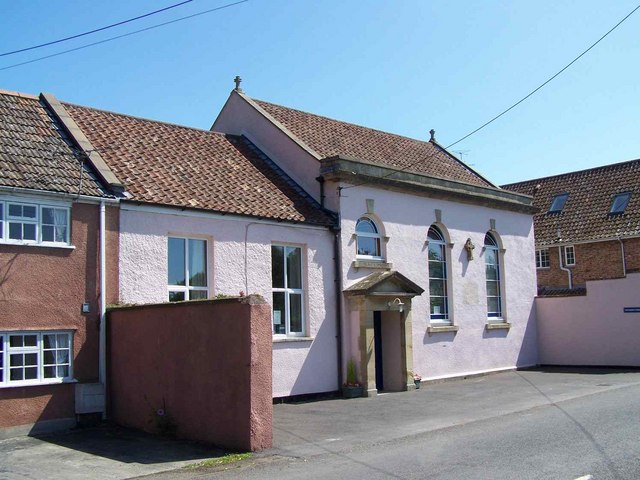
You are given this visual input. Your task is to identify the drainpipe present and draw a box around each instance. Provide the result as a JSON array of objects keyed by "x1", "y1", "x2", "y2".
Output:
[
  {"x1": 315, "y1": 176, "x2": 326, "y2": 208},
  {"x1": 558, "y1": 246, "x2": 573, "y2": 289},
  {"x1": 331, "y1": 216, "x2": 344, "y2": 388},
  {"x1": 99, "y1": 201, "x2": 107, "y2": 419},
  {"x1": 618, "y1": 237, "x2": 627, "y2": 277}
]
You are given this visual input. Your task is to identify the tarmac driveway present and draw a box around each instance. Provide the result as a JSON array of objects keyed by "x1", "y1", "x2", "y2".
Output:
[
  {"x1": 271, "y1": 367, "x2": 640, "y2": 459},
  {"x1": 2, "y1": 368, "x2": 640, "y2": 480}
]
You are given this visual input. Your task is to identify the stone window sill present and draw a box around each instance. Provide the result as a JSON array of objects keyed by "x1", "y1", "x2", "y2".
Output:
[
  {"x1": 485, "y1": 322, "x2": 511, "y2": 330},
  {"x1": 272, "y1": 336, "x2": 314, "y2": 343},
  {"x1": 427, "y1": 325, "x2": 459, "y2": 335},
  {"x1": 352, "y1": 260, "x2": 393, "y2": 270}
]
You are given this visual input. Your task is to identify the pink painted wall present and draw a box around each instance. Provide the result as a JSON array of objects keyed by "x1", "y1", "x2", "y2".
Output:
[
  {"x1": 536, "y1": 273, "x2": 640, "y2": 366},
  {"x1": 0, "y1": 200, "x2": 119, "y2": 431},
  {"x1": 212, "y1": 92, "x2": 322, "y2": 202},
  {"x1": 118, "y1": 204, "x2": 338, "y2": 398},
  {"x1": 108, "y1": 296, "x2": 272, "y2": 451},
  {"x1": 337, "y1": 184, "x2": 538, "y2": 381}
]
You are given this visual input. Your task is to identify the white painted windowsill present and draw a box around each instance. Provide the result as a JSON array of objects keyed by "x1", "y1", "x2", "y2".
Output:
[
  {"x1": 0, "y1": 378, "x2": 78, "y2": 389},
  {"x1": 0, "y1": 240, "x2": 75, "y2": 250},
  {"x1": 272, "y1": 336, "x2": 314, "y2": 343}
]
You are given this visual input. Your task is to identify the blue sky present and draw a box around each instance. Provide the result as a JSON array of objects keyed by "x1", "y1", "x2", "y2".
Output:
[{"x1": 1, "y1": 1, "x2": 638, "y2": 185}]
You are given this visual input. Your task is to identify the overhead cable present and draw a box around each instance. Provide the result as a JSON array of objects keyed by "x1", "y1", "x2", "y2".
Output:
[
  {"x1": 0, "y1": 0, "x2": 249, "y2": 71},
  {"x1": 341, "y1": 2, "x2": 640, "y2": 191},
  {"x1": 0, "y1": 0, "x2": 195, "y2": 58}
]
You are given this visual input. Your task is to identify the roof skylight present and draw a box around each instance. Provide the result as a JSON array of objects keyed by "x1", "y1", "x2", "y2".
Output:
[
  {"x1": 548, "y1": 193, "x2": 569, "y2": 213},
  {"x1": 610, "y1": 192, "x2": 631, "y2": 215}
]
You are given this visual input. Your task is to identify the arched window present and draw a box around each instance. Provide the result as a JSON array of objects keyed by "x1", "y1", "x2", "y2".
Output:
[
  {"x1": 428, "y1": 226, "x2": 449, "y2": 323},
  {"x1": 356, "y1": 217, "x2": 382, "y2": 258},
  {"x1": 484, "y1": 232, "x2": 502, "y2": 319}
]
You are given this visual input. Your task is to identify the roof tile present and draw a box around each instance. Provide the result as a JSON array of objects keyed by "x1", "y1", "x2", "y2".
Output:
[
  {"x1": 64, "y1": 103, "x2": 335, "y2": 226},
  {"x1": 503, "y1": 159, "x2": 640, "y2": 244},
  {"x1": 252, "y1": 98, "x2": 493, "y2": 188},
  {"x1": 0, "y1": 92, "x2": 107, "y2": 197}
]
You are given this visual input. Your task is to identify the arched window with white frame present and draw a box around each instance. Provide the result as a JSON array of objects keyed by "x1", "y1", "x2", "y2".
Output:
[
  {"x1": 484, "y1": 232, "x2": 503, "y2": 320},
  {"x1": 355, "y1": 217, "x2": 382, "y2": 259},
  {"x1": 428, "y1": 225, "x2": 450, "y2": 324}
]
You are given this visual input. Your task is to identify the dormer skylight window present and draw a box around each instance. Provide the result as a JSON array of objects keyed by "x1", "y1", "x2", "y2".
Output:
[
  {"x1": 609, "y1": 192, "x2": 631, "y2": 215},
  {"x1": 548, "y1": 193, "x2": 569, "y2": 213}
]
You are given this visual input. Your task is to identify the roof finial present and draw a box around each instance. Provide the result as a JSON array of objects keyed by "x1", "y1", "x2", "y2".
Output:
[
  {"x1": 429, "y1": 129, "x2": 436, "y2": 142},
  {"x1": 234, "y1": 75, "x2": 242, "y2": 92}
]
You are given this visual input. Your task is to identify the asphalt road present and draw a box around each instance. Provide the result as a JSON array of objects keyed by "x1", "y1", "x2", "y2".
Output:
[
  {"x1": 152, "y1": 372, "x2": 640, "y2": 480},
  {"x1": 3, "y1": 369, "x2": 639, "y2": 480}
]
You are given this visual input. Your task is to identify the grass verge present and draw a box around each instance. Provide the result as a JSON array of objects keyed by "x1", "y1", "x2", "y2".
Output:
[{"x1": 183, "y1": 452, "x2": 251, "y2": 470}]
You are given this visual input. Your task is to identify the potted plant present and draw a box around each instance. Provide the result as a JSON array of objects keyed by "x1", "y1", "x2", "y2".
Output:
[
  {"x1": 342, "y1": 358, "x2": 364, "y2": 398},
  {"x1": 413, "y1": 372, "x2": 422, "y2": 389}
]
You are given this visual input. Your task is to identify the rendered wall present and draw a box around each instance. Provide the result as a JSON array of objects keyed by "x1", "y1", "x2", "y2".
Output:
[
  {"x1": 107, "y1": 297, "x2": 272, "y2": 451},
  {"x1": 336, "y1": 184, "x2": 538, "y2": 382},
  {"x1": 118, "y1": 205, "x2": 338, "y2": 398},
  {"x1": 0, "y1": 201, "x2": 119, "y2": 432},
  {"x1": 536, "y1": 273, "x2": 640, "y2": 366},
  {"x1": 212, "y1": 92, "x2": 322, "y2": 202}
]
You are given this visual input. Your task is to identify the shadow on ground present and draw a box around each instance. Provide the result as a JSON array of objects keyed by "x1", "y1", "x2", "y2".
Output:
[{"x1": 36, "y1": 423, "x2": 220, "y2": 465}]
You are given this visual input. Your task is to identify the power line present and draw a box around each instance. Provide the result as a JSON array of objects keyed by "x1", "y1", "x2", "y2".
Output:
[
  {"x1": 0, "y1": 0, "x2": 248, "y2": 72},
  {"x1": 341, "y1": 2, "x2": 640, "y2": 191},
  {"x1": 0, "y1": 0, "x2": 195, "y2": 58}
]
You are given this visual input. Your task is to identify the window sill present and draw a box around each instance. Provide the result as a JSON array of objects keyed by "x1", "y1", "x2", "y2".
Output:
[
  {"x1": 485, "y1": 322, "x2": 511, "y2": 330},
  {"x1": 272, "y1": 336, "x2": 314, "y2": 343},
  {"x1": 427, "y1": 325, "x2": 459, "y2": 335},
  {"x1": 352, "y1": 260, "x2": 393, "y2": 270},
  {"x1": 0, "y1": 241, "x2": 75, "y2": 250},
  {"x1": 0, "y1": 378, "x2": 77, "y2": 389}
]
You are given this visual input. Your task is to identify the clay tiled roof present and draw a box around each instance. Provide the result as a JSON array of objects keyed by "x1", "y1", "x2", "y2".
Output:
[
  {"x1": 503, "y1": 159, "x2": 640, "y2": 245},
  {"x1": 0, "y1": 91, "x2": 108, "y2": 197},
  {"x1": 64, "y1": 103, "x2": 335, "y2": 226},
  {"x1": 251, "y1": 98, "x2": 494, "y2": 188}
]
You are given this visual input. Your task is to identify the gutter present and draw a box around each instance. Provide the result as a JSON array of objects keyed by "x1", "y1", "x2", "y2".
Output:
[{"x1": 0, "y1": 185, "x2": 118, "y2": 204}]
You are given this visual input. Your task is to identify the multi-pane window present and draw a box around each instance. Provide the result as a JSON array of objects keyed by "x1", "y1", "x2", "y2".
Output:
[
  {"x1": 272, "y1": 245, "x2": 304, "y2": 336},
  {"x1": 168, "y1": 237, "x2": 208, "y2": 301},
  {"x1": 535, "y1": 249, "x2": 550, "y2": 268},
  {"x1": 564, "y1": 245, "x2": 576, "y2": 266},
  {"x1": 610, "y1": 193, "x2": 631, "y2": 215},
  {"x1": 548, "y1": 193, "x2": 569, "y2": 213},
  {"x1": 0, "y1": 200, "x2": 70, "y2": 245},
  {"x1": 484, "y1": 233, "x2": 503, "y2": 320},
  {"x1": 428, "y1": 226, "x2": 449, "y2": 323},
  {"x1": 0, "y1": 332, "x2": 72, "y2": 386},
  {"x1": 355, "y1": 217, "x2": 382, "y2": 259}
]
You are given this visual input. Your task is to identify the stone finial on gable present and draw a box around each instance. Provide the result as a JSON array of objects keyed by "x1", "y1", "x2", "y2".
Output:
[
  {"x1": 429, "y1": 129, "x2": 436, "y2": 142},
  {"x1": 234, "y1": 75, "x2": 243, "y2": 92}
]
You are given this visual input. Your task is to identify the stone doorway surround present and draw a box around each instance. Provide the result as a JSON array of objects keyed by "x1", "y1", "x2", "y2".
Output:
[{"x1": 344, "y1": 271, "x2": 424, "y2": 397}]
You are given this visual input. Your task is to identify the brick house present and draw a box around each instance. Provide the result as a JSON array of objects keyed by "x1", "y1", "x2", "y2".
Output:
[
  {"x1": 503, "y1": 159, "x2": 640, "y2": 291},
  {"x1": 0, "y1": 90, "x2": 122, "y2": 436}
]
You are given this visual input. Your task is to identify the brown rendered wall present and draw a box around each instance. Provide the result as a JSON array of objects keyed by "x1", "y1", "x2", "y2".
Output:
[
  {"x1": 107, "y1": 296, "x2": 273, "y2": 451},
  {"x1": 536, "y1": 238, "x2": 640, "y2": 289},
  {"x1": 0, "y1": 202, "x2": 119, "y2": 429}
]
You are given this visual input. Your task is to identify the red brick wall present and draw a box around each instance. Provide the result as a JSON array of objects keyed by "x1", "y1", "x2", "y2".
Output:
[
  {"x1": 0, "y1": 202, "x2": 119, "y2": 430},
  {"x1": 536, "y1": 238, "x2": 640, "y2": 288},
  {"x1": 107, "y1": 296, "x2": 273, "y2": 451}
]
